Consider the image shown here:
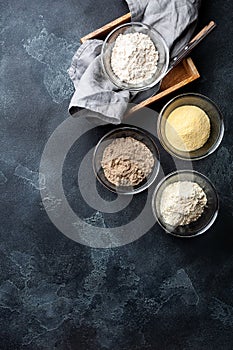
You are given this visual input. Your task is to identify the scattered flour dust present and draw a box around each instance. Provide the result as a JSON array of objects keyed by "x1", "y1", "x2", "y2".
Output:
[
  {"x1": 111, "y1": 32, "x2": 159, "y2": 85},
  {"x1": 24, "y1": 27, "x2": 76, "y2": 104},
  {"x1": 160, "y1": 181, "x2": 207, "y2": 226}
]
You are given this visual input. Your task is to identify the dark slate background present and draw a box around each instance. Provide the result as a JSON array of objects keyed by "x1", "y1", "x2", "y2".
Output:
[{"x1": 0, "y1": 0, "x2": 233, "y2": 349}]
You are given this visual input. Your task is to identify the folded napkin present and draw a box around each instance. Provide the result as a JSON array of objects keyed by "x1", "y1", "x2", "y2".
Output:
[{"x1": 68, "y1": 0, "x2": 201, "y2": 124}]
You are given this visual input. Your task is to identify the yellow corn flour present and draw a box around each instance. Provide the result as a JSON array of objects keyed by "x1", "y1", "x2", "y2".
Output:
[{"x1": 165, "y1": 105, "x2": 211, "y2": 152}]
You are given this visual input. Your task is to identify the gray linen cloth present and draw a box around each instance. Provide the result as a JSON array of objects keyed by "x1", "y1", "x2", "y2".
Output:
[{"x1": 68, "y1": 0, "x2": 201, "y2": 124}]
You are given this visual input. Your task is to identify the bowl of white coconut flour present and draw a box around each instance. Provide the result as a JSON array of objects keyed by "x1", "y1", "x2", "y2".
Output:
[
  {"x1": 101, "y1": 22, "x2": 169, "y2": 91},
  {"x1": 152, "y1": 170, "x2": 219, "y2": 238}
]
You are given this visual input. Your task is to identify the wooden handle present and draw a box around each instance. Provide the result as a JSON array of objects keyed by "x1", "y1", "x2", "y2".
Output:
[
  {"x1": 169, "y1": 20, "x2": 217, "y2": 70},
  {"x1": 190, "y1": 21, "x2": 216, "y2": 43}
]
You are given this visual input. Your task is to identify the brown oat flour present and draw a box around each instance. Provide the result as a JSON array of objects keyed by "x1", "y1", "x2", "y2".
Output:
[{"x1": 101, "y1": 137, "x2": 155, "y2": 186}]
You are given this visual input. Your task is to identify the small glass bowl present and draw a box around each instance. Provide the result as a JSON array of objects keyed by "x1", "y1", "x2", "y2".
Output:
[
  {"x1": 152, "y1": 170, "x2": 219, "y2": 238},
  {"x1": 157, "y1": 93, "x2": 224, "y2": 160},
  {"x1": 101, "y1": 22, "x2": 169, "y2": 91},
  {"x1": 93, "y1": 126, "x2": 160, "y2": 195}
]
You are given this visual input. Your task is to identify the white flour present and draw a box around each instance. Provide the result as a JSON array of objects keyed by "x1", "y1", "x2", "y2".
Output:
[
  {"x1": 111, "y1": 32, "x2": 159, "y2": 85},
  {"x1": 160, "y1": 181, "x2": 207, "y2": 226}
]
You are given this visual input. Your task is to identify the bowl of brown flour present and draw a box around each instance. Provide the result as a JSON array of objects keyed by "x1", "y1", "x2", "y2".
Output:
[
  {"x1": 101, "y1": 22, "x2": 169, "y2": 91},
  {"x1": 93, "y1": 126, "x2": 160, "y2": 195}
]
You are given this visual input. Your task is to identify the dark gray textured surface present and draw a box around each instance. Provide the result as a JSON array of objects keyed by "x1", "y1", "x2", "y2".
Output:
[{"x1": 0, "y1": 0, "x2": 233, "y2": 349}]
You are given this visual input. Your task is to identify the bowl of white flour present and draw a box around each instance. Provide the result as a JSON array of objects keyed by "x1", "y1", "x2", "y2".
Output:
[
  {"x1": 101, "y1": 22, "x2": 169, "y2": 91},
  {"x1": 152, "y1": 170, "x2": 219, "y2": 238}
]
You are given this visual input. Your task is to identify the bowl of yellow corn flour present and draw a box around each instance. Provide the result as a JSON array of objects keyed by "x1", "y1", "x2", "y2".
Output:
[{"x1": 157, "y1": 93, "x2": 224, "y2": 160}]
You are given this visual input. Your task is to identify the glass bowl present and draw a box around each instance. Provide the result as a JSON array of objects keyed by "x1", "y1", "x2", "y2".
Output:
[
  {"x1": 157, "y1": 93, "x2": 224, "y2": 160},
  {"x1": 152, "y1": 170, "x2": 219, "y2": 238},
  {"x1": 93, "y1": 126, "x2": 160, "y2": 195},
  {"x1": 101, "y1": 22, "x2": 169, "y2": 91}
]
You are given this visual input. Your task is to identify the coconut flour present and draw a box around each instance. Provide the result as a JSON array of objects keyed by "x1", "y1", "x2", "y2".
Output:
[
  {"x1": 160, "y1": 181, "x2": 207, "y2": 226},
  {"x1": 111, "y1": 32, "x2": 159, "y2": 85},
  {"x1": 101, "y1": 137, "x2": 154, "y2": 186}
]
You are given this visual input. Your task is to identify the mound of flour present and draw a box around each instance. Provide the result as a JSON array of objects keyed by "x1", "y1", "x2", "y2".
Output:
[
  {"x1": 160, "y1": 181, "x2": 207, "y2": 226},
  {"x1": 111, "y1": 32, "x2": 159, "y2": 85}
]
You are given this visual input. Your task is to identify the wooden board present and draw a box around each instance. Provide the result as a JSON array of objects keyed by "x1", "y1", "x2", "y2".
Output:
[
  {"x1": 127, "y1": 57, "x2": 200, "y2": 115},
  {"x1": 80, "y1": 13, "x2": 200, "y2": 115}
]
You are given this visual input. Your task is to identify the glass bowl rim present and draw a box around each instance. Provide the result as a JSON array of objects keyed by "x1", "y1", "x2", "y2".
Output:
[
  {"x1": 151, "y1": 169, "x2": 219, "y2": 238},
  {"x1": 92, "y1": 125, "x2": 161, "y2": 195},
  {"x1": 157, "y1": 92, "x2": 224, "y2": 161},
  {"x1": 101, "y1": 21, "x2": 170, "y2": 91}
]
